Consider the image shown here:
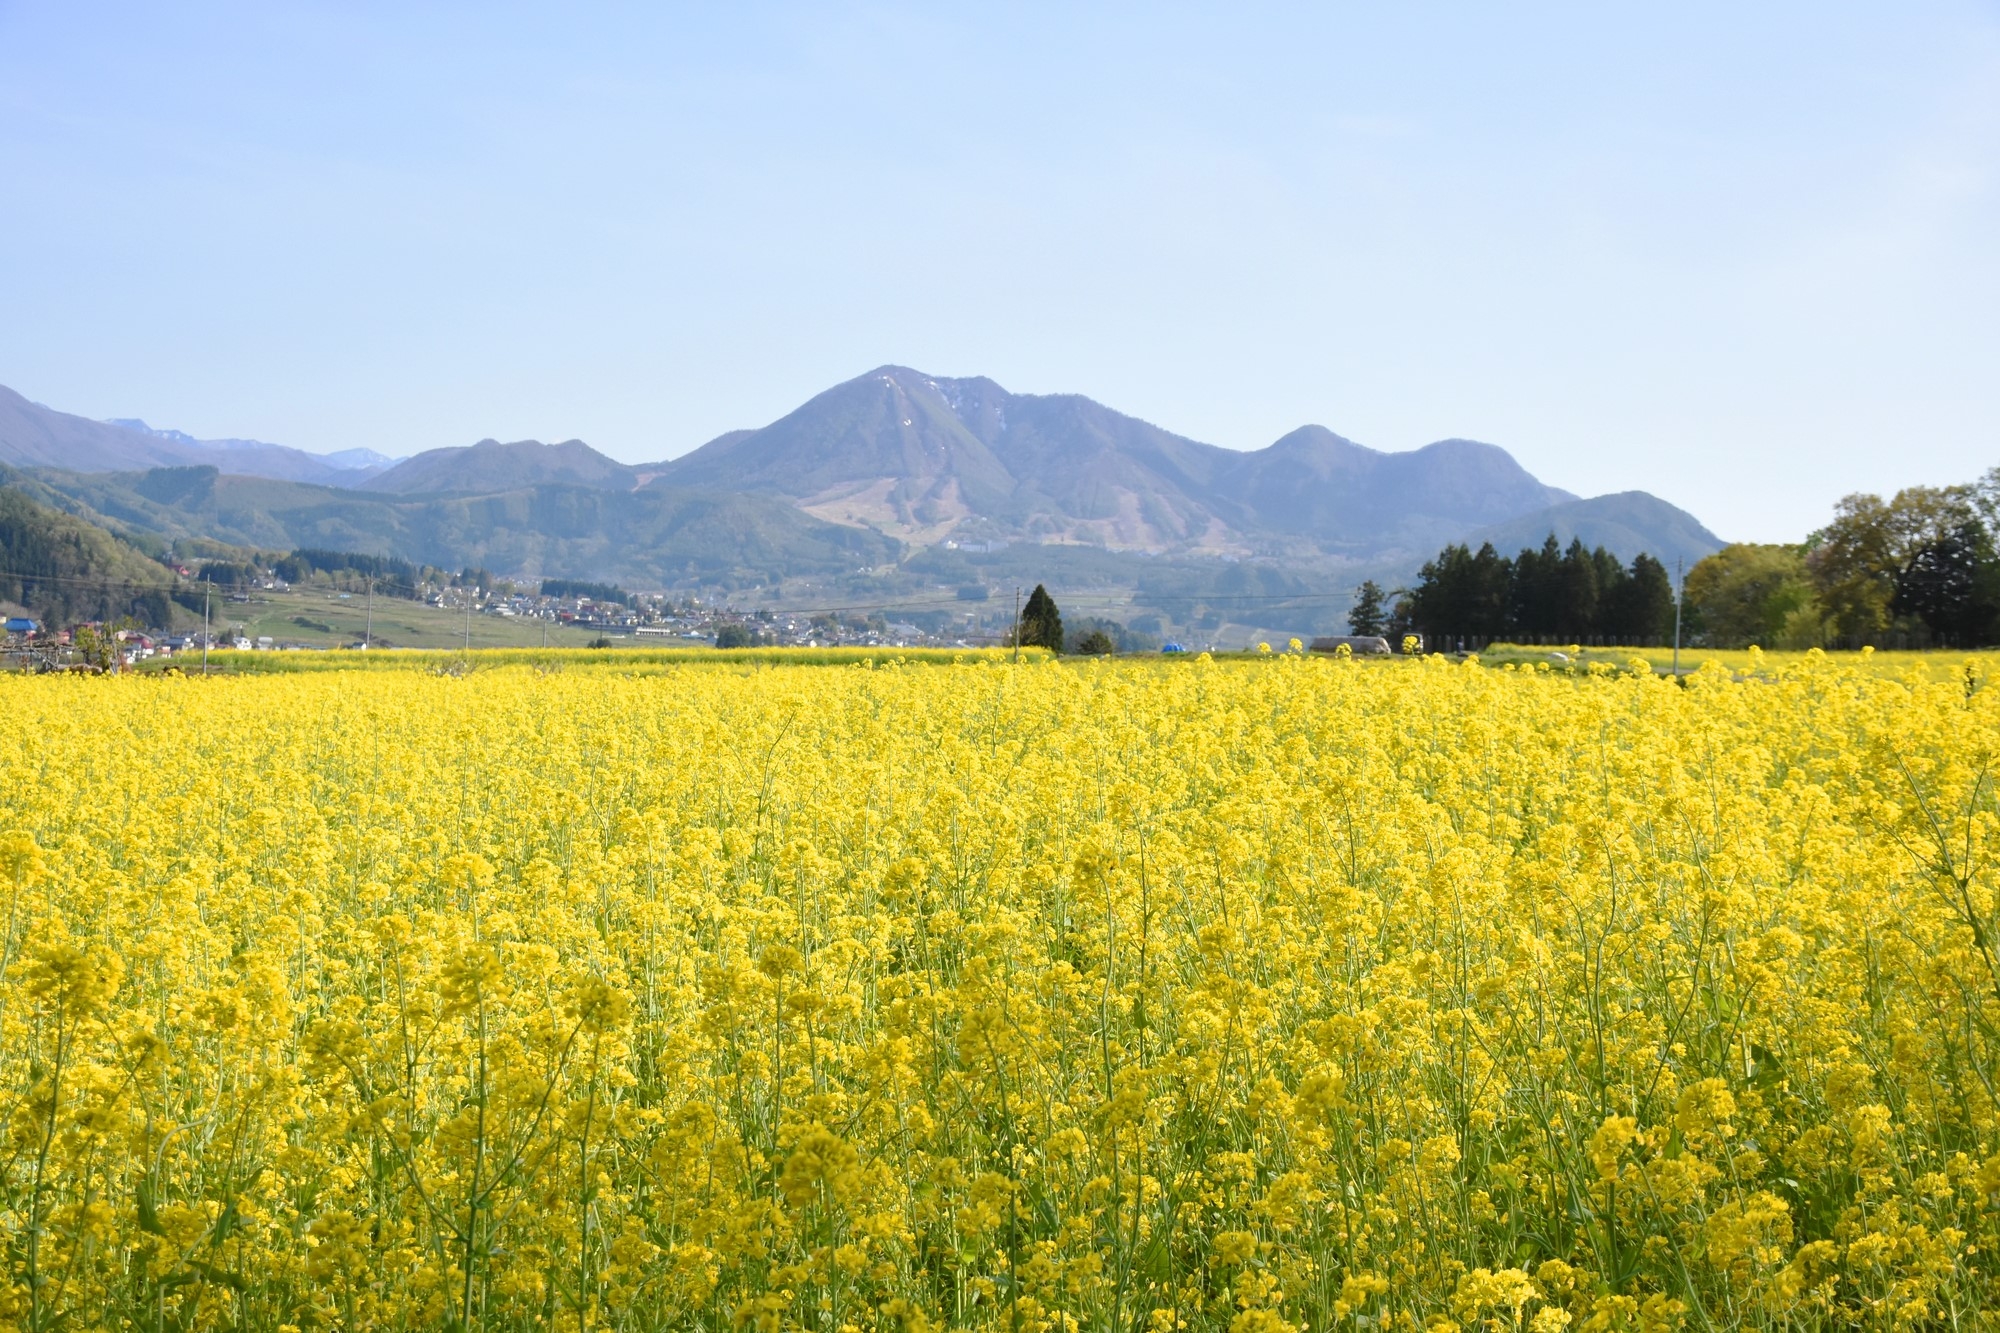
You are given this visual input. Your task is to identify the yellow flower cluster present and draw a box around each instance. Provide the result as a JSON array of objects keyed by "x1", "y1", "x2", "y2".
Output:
[{"x1": 2, "y1": 651, "x2": 1998, "y2": 1332}]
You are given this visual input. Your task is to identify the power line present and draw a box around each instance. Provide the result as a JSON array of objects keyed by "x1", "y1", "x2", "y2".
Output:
[
  {"x1": 0, "y1": 562, "x2": 1366, "y2": 627},
  {"x1": 0, "y1": 565, "x2": 449, "y2": 603},
  {"x1": 0, "y1": 567, "x2": 181, "y2": 593},
  {"x1": 741, "y1": 590, "x2": 1358, "y2": 615}
]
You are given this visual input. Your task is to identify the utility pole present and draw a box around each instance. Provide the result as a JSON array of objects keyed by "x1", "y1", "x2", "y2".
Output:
[
  {"x1": 1012, "y1": 586, "x2": 1022, "y2": 665},
  {"x1": 1672, "y1": 557, "x2": 1684, "y2": 678},
  {"x1": 364, "y1": 576, "x2": 373, "y2": 650},
  {"x1": 202, "y1": 580, "x2": 210, "y2": 676},
  {"x1": 464, "y1": 584, "x2": 473, "y2": 653}
]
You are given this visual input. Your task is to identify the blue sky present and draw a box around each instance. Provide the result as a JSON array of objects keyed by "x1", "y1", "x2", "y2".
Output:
[{"x1": 2, "y1": 3, "x2": 1995, "y2": 541}]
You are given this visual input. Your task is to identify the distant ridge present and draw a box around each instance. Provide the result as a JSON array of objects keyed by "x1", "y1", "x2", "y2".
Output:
[
  {"x1": 0, "y1": 385, "x2": 199, "y2": 472},
  {"x1": 106, "y1": 420, "x2": 402, "y2": 478},
  {"x1": 1469, "y1": 491, "x2": 1724, "y2": 571},
  {"x1": 0, "y1": 385, "x2": 404, "y2": 485}
]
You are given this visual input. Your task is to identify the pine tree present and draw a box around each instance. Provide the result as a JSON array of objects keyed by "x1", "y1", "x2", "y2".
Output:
[
  {"x1": 1019, "y1": 584, "x2": 1064, "y2": 652},
  {"x1": 1402, "y1": 544, "x2": 1511, "y2": 645},
  {"x1": 1348, "y1": 581, "x2": 1387, "y2": 636},
  {"x1": 1510, "y1": 534, "x2": 1563, "y2": 638},
  {"x1": 1609, "y1": 553, "x2": 1676, "y2": 643},
  {"x1": 1556, "y1": 538, "x2": 1600, "y2": 638}
]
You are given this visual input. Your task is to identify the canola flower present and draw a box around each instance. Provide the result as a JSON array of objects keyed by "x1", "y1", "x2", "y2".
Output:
[{"x1": 1, "y1": 651, "x2": 1998, "y2": 1332}]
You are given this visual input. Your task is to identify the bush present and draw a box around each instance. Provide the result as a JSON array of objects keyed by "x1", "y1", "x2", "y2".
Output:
[
  {"x1": 1067, "y1": 615, "x2": 1159, "y2": 654},
  {"x1": 1072, "y1": 629, "x2": 1115, "y2": 656}
]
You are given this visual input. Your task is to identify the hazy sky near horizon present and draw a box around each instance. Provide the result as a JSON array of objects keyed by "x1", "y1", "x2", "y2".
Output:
[{"x1": 2, "y1": 4, "x2": 1995, "y2": 542}]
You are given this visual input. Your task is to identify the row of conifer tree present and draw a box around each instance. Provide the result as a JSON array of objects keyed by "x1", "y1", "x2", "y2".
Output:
[{"x1": 1350, "y1": 535, "x2": 1678, "y2": 645}]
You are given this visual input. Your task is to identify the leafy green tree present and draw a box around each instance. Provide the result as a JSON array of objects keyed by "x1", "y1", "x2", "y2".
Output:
[
  {"x1": 1067, "y1": 615, "x2": 1157, "y2": 653},
  {"x1": 714, "y1": 624, "x2": 754, "y2": 649},
  {"x1": 1684, "y1": 544, "x2": 1817, "y2": 646},
  {"x1": 1807, "y1": 486, "x2": 1979, "y2": 642},
  {"x1": 1973, "y1": 466, "x2": 2000, "y2": 534},
  {"x1": 1347, "y1": 580, "x2": 1387, "y2": 637},
  {"x1": 1072, "y1": 629, "x2": 1114, "y2": 655},
  {"x1": 1019, "y1": 584, "x2": 1063, "y2": 652},
  {"x1": 71, "y1": 623, "x2": 118, "y2": 671}
]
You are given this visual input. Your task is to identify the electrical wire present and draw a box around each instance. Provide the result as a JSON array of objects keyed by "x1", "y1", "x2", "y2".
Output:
[{"x1": 0, "y1": 556, "x2": 1381, "y2": 645}]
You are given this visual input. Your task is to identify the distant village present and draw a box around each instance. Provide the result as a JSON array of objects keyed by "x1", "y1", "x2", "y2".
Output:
[{"x1": 3, "y1": 571, "x2": 1021, "y2": 669}]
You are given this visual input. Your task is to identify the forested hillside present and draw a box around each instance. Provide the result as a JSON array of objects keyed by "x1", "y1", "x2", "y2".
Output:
[
  {"x1": 13, "y1": 465, "x2": 900, "y2": 589},
  {"x1": 0, "y1": 484, "x2": 177, "y2": 626}
]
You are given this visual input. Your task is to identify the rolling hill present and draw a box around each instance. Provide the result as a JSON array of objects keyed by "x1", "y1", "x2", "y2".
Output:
[{"x1": 360, "y1": 438, "x2": 639, "y2": 494}]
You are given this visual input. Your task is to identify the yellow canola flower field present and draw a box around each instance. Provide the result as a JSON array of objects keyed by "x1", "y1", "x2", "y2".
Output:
[{"x1": 2, "y1": 652, "x2": 1998, "y2": 1333}]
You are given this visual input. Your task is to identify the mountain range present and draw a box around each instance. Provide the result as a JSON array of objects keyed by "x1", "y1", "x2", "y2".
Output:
[
  {"x1": 108, "y1": 419, "x2": 399, "y2": 475},
  {"x1": 653, "y1": 368, "x2": 1588, "y2": 560},
  {"x1": 0, "y1": 384, "x2": 399, "y2": 485},
  {"x1": 0, "y1": 367, "x2": 1725, "y2": 590}
]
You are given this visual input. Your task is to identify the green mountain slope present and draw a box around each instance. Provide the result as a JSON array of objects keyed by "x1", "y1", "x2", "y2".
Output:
[
  {"x1": 0, "y1": 480, "x2": 178, "y2": 626},
  {"x1": 19, "y1": 465, "x2": 899, "y2": 587}
]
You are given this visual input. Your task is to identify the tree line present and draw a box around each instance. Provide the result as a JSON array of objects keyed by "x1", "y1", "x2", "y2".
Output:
[
  {"x1": 1683, "y1": 467, "x2": 1999, "y2": 647},
  {"x1": 1361, "y1": 535, "x2": 1678, "y2": 647},
  {"x1": 537, "y1": 578, "x2": 632, "y2": 606},
  {"x1": 271, "y1": 547, "x2": 424, "y2": 592}
]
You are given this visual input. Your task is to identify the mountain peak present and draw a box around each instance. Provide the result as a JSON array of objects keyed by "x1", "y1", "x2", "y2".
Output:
[
  {"x1": 362, "y1": 436, "x2": 635, "y2": 495},
  {"x1": 1262, "y1": 424, "x2": 1379, "y2": 459},
  {"x1": 107, "y1": 417, "x2": 202, "y2": 446},
  {"x1": 649, "y1": 367, "x2": 1612, "y2": 557}
]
